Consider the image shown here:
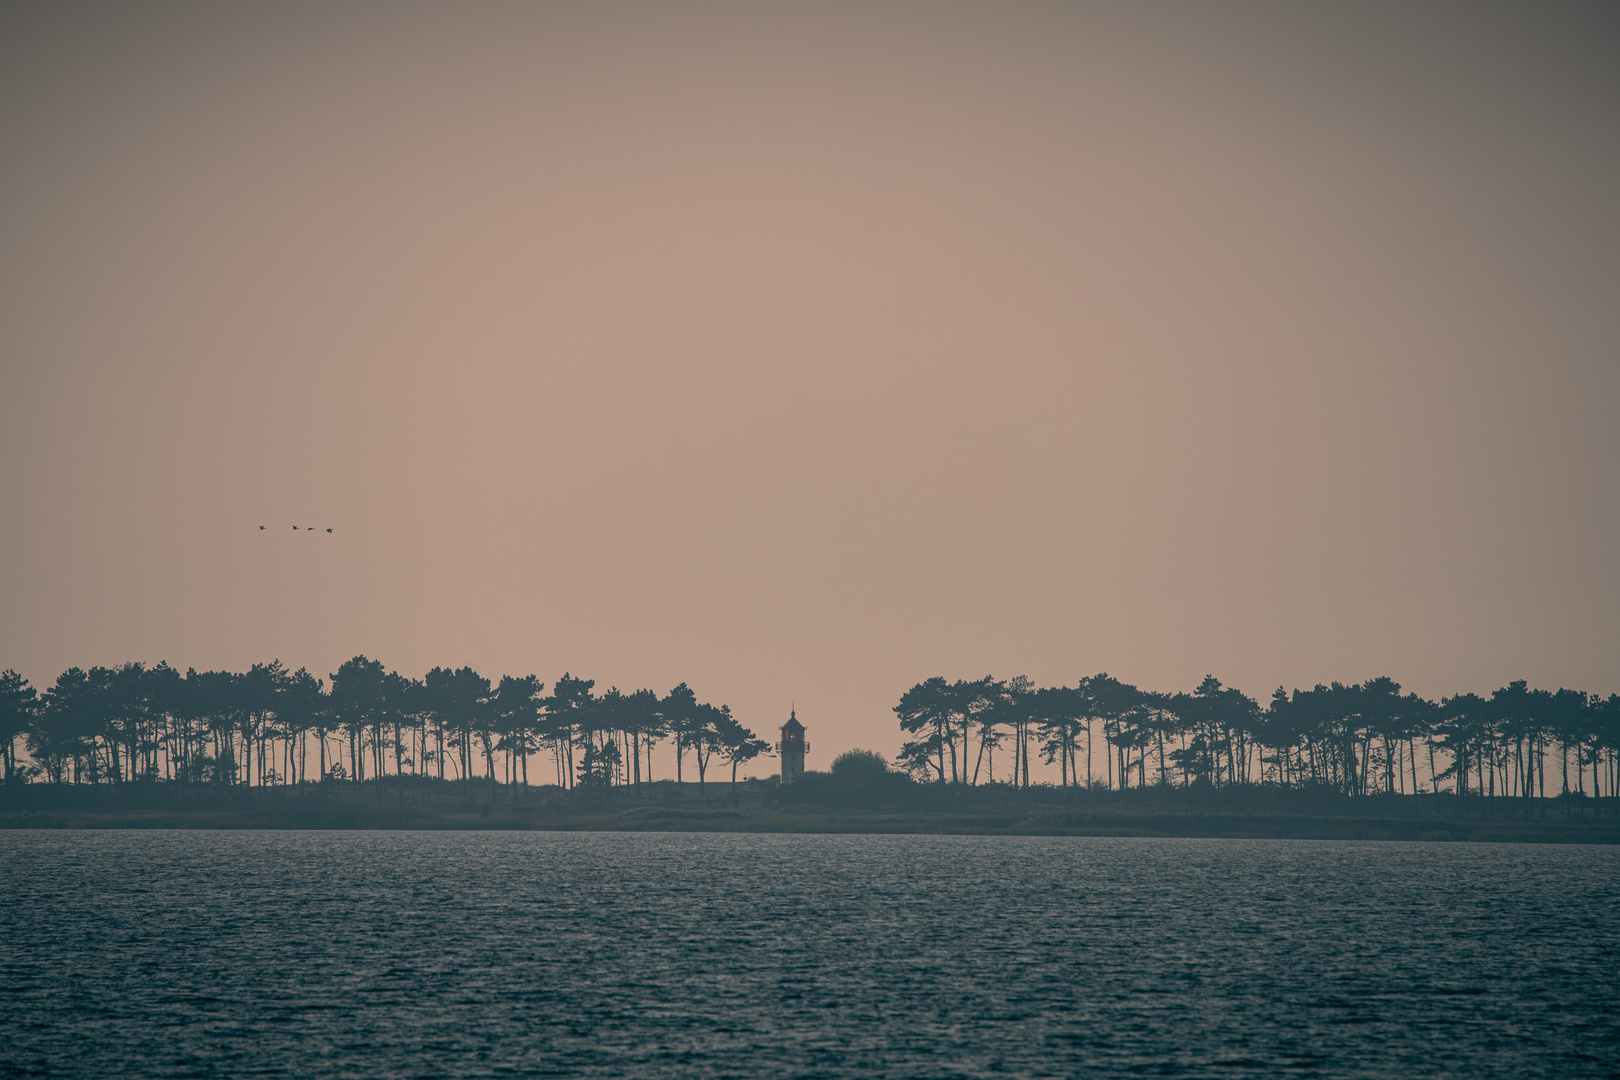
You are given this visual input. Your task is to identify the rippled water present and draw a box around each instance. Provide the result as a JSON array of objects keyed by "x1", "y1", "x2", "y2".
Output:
[{"x1": 2, "y1": 832, "x2": 1616, "y2": 1078}]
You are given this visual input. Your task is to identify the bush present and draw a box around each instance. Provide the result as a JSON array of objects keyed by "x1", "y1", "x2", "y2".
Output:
[{"x1": 830, "y1": 749, "x2": 890, "y2": 782}]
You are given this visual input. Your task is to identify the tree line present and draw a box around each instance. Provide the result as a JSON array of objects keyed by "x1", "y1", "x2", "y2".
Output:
[
  {"x1": 896, "y1": 674, "x2": 1620, "y2": 805},
  {"x1": 0, "y1": 658, "x2": 772, "y2": 794}
]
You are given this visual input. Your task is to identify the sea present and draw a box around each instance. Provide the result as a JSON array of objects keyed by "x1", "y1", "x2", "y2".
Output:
[{"x1": 1, "y1": 832, "x2": 1616, "y2": 1078}]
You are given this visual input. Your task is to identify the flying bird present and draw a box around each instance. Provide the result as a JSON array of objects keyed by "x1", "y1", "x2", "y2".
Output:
[
  {"x1": 259, "y1": 525, "x2": 265, "y2": 530},
  {"x1": 292, "y1": 526, "x2": 298, "y2": 530},
  {"x1": 326, "y1": 528, "x2": 333, "y2": 533}
]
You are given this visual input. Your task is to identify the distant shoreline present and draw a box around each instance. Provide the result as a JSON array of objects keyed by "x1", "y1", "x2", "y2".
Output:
[
  {"x1": 4, "y1": 780, "x2": 1617, "y2": 843},
  {"x1": 4, "y1": 812, "x2": 1617, "y2": 844}
]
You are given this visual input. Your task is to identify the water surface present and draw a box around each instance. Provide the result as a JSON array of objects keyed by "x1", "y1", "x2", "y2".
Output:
[{"x1": 2, "y1": 832, "x2": 1615, "y2": 1077}]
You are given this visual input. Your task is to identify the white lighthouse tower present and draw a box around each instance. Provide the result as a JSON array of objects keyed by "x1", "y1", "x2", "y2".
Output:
[{"x1": 778, "y1": 709, "x2": 807, "y2": 784}]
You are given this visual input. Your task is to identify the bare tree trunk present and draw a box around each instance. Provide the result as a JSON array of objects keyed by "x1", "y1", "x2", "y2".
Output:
[
  {"x1": 1086, "y1": 721, "x2": 1093, "y2": 788},
  {"x1": 1022, "y1": 721, "x2": 1031, "y2": 789}
]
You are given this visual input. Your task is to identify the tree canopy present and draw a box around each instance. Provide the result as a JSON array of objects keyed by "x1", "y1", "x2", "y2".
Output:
[
  {"x1": 894, "y1": 672, "x2": 1620, "y2": 802},
  {"x1": 1, "y1": 657, "x2": 765, "y2": 796}
]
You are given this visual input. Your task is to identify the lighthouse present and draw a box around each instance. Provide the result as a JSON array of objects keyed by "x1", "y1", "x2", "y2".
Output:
[{"x1": 778, "y1": 709, "x2": 808, "y2": 784}]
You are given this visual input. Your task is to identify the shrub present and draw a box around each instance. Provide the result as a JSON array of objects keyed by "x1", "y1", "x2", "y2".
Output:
[{"x1": 830, "y1": 749, "x2": 890, "y2": 782}]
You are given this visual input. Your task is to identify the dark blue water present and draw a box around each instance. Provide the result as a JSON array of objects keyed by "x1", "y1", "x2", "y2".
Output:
[{"x1": 1, "y1": 833, "x2": 1616, "y2": 1078}]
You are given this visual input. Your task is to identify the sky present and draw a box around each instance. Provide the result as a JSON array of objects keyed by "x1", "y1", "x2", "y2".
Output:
[{"x1": 2, "y1": 1, "x2": 1617, "y2": 772}]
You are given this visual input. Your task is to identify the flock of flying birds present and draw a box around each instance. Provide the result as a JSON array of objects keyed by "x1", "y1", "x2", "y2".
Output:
[{"x1": 261, "y1": 525, "x2": 333, "y2": 533}]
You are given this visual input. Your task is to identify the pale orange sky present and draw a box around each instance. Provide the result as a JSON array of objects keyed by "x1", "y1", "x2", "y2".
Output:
[{"x1": 2, "y1": 2, "x2": 1617, "y2": 770}]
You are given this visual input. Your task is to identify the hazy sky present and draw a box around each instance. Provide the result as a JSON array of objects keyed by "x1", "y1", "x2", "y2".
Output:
[{"x1": 2, "y1": 2, "x2": 1617, "y2": 769}]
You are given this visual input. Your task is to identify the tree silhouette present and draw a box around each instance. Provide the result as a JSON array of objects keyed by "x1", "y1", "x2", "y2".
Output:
[
  {"x1": 1032, "y1": 684, "x2": 1088, "y2": 789},
  {"x1": 273, "y1": 667, "x2": 325, "y2": 785},
  {"x1": 0, "y1": 670, "x2": 38, "y2": 783},
  {"x1": 661, "y1": 683, "x2": 698, "y2": 785},
  {"x1": 619, "y1": 688, "x2": 664, "y2": 789},
  {"x1": 8, "y1": 649, "x2": 1619, "y2": 821},
  {"x1": 422, "y1": 666, "x2": 491, "y2": 790},
  {"x1": 332, "y1": 657, "x2": 387, "y2": 788},
  {"x1": 545, "y1": 674, "x2": 596, "y2": 790},
  {"x1": 895, "y1": 676, "x2": 954, "y2": 782},
  {"x1": 991, "y1": 676, "x2": 1036, "y2": 789},
  {"x1": 717, "y1": 712, "x2": 771, "y2": 796},
  {"x1": 578, "y1": 686, "x2": 623, "y2": 789},
  {"x1": 688, "y1": 702, "x2": 734, "y2": 793},
  {"x1": 492, "y1": 674, "x2": 545, "y2": 792}
]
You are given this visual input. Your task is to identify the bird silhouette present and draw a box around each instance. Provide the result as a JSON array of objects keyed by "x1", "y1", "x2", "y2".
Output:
[
  {"x1": 292, "y1": 526, "x2": 298, "y2": 530},
  {"x1": 259, "y1": 525, "x2": 265, "y2": 530},
  {"x1": 326, "y1": 528, "x2": 333, "y2": 533}
]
